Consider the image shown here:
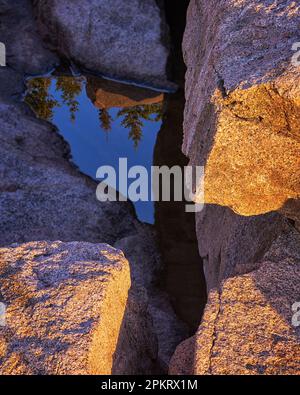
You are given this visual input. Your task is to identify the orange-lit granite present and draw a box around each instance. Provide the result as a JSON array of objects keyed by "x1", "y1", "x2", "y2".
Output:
[
  {"x1": 183, "y1": 0, "x2": 300, "y2": 217},
  {"x1": 0, "y1": 241, "x2": 130, "y2": 374},
  {"x1": 202, "y1": 80, "x2": 300, "y2": 216},
  {"x1": 0, "y1": 0, "x2": 187, "y2": 375}
]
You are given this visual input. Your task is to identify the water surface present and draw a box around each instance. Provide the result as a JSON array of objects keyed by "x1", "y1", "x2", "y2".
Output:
[{"x1": 26, "y1": 76, "x2": 163, "y2": 223}]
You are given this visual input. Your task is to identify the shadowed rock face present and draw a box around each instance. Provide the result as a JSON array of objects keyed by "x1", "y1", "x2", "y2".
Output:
[
  {"x1": 0, "y1": 239, "x2": 184, "y2": 375},
  {"x1": 113, "y1": 224, "x2": 188, "y2": 373},
  {"x1": 181, "y1": 0, "x2": 300, "y2": 285},
  {"x1": 170, "y1": 0, "x2": 300, "y2": 375},
  {"x1": 196, "y1": 205, "x2": 287, "y2": 290},
  {"x1": 32, "y1": 0, "x2": 173, "y2": 89},
  {"x1": 86, "y1": 77, "x2": 164, "y2": 109},
  {"x1": 153, "y1": 91, "x2": 207, "y2": 334},
  {"x1": 170, "y1": 229, "x2": 300, "y2": 375}
]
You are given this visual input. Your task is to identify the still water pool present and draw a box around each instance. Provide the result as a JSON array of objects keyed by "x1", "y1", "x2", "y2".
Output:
[{"x1": 25, "y1": 76, "x2": 163, "y2": 223}]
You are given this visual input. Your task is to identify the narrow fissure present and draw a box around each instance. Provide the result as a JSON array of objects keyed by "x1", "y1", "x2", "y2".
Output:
[{"x1": 155, "y1": 0, "x2": 207, "y2": 334}]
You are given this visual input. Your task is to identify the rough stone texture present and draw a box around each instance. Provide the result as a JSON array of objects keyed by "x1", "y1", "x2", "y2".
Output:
[
  {"x1": 183, "y1": 0, "x2": 300, "y2": 216},
  {"x1": 112, "y1": 287, "x2": 160, "y2": 374},
  {"x1": 169, "y1": 336, "x2": 194, "y2": 375},
  {"x1": 0, "y1": 0, "x2": 135, "y2": 249},
  {"x1": 0, "y1": 0, "x2": 58, "y2": 75},
  {"x1": 0, "y1": 2, "x2": 141, "y2": 248},
  {"x1": 0, "y1": 241, "x2": 131, "y2": 374},
  {"x1": 33, "y1": 0, "x2": 172, "y2": 89},
  {"x1": 171, "y1": 229, "x2": 300, "y2": 375},
  {"x1": 86, "y1": 77, "x2": 164, "y2": 109},
  {"x1": 0, "y1": 233, "x2": 185, "y2": 376}
]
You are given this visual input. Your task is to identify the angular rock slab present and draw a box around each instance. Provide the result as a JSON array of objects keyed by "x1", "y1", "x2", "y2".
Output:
[
  {"x1": 170, "y1": 229, "x2": 300, "y2": 375},
  {"x1": 183, "y1": 0, "x2": 300, "y2": 216},
  {"x1": 33, "y1": 0, "x2": 171, "y2": 89},
  {"x1": 0, "y1": 241, "x2": 130, "y2": 374}
]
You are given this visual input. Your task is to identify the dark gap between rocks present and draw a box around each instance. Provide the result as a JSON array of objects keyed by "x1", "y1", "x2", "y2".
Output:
[{"x1": 154, "y1": 0, "x2": 207, "y2": 334}]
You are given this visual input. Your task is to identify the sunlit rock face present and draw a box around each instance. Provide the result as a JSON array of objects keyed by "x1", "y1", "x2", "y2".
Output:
[
  {"x1": 86, "y1": 77, "x2": 164, "y2": 109},
  {"x1": 33, "y1": 0, "x2": 171, "y2": 89},
  {"x1": 0, "y1": 240, "x2": 185, "y2": 375},
  {"x1": 0, "y1": 241, "x2": 131, "y2": 374},
  {"x1": 183, "y1": 0, "x2": 300, "y2": 216},
  {"x1": 170, "y1": 229, "x2": 300, "y2": 375}
]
